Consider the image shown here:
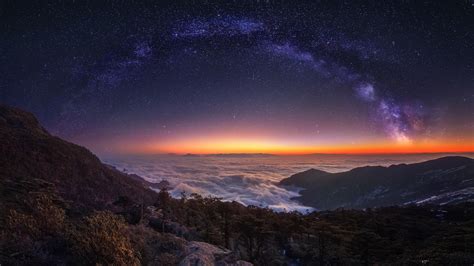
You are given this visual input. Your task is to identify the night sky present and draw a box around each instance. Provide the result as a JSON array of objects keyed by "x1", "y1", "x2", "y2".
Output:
[{"x1": 1, "y1": 1, "x2": 473, "y2": 155}]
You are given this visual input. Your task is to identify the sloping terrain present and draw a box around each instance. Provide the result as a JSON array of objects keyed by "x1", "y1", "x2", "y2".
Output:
[
  {"x1": 0, "y1": 105, "x2": 157, "y2": 212},
  {"x1": 280, "y1": 156, "x2": 474, "y2": 209},
  {"x1": 0, "y1": 105, "x2": 252, "y2": 265}
]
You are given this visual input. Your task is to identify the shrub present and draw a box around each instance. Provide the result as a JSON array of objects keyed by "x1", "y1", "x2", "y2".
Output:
[
  {"x1": 68, "y1": 211, "x2": 140, "y2": 265},
  {"x1": 0, "y1": 182, "x2": 68, "y2": 265}
]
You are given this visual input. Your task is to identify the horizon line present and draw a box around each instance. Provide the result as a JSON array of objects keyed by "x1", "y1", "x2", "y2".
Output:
[{"x1": 103, "y1": 151, "x2": 474, "y2": 157}]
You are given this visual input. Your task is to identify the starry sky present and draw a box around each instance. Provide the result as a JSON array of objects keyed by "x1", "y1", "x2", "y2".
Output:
[{"x1": 1, "y1": 1, "x2": 473, "y2": 155}]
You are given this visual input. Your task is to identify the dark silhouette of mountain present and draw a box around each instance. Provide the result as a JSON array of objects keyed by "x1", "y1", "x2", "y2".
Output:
[
  {"x1": 0, "y1": 105, "x2": 157, "y2": 212},
  {"x1": 280, "y1": 156, "x2": 474, "y2": 209}
]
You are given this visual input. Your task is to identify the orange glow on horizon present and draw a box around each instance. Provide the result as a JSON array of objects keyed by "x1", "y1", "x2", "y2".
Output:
[{"x1": 117, "y1": 136, "x2": 474, "y2": 155}]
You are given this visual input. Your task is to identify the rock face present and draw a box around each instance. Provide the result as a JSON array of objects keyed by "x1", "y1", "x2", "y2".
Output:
[
  {"x1": 279, "y1": 156, "x2": 474, "y2": 210},
  {"x1": 0, "y1": 105, "x2": 157, "y2": 212},
  {"x1": 180, "y1": 241, "x2": 252, "y2": 266}
]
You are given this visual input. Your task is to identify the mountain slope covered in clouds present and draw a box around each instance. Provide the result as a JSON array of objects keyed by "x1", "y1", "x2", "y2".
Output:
[{"x1": 280, "y1": 156, "x2": 474, "y2": 210}]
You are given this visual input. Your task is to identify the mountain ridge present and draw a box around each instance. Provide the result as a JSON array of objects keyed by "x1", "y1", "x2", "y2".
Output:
[{"x1": 279, "y1": 156, "x2": 474, "y2": 210}]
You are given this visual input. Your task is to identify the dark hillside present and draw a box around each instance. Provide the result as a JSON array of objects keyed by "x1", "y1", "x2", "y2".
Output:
[
  {"x1": 280, "y1": 156, "x2": 474, "y2": 209},
  {"x1": 0, "y1": 105, "x2": 156, "y2": 212}
]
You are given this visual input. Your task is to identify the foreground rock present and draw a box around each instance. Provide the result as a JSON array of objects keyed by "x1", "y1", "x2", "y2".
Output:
[{"x1": 180, "y1": 241, "x2": 252, "y2": 266}]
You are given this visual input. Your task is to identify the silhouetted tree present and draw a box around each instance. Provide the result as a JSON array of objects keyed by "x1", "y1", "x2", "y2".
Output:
[{"x1": 156, "y1": 187, "x2": 171, "y2": 233}]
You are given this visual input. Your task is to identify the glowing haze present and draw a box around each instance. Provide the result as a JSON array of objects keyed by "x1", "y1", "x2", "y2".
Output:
[{"x1": 2, "y1": 1, "x2": 473, "y2": 155}]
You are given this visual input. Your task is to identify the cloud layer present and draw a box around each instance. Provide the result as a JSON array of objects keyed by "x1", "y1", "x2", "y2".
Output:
[{"x1": 104, "y1": 154, "x2": 458, "y2": 212}]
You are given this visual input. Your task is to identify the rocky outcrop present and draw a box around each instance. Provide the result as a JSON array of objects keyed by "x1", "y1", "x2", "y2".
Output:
[{"x1": 180, "y1": 241, "x2": 252, "y2": 266}]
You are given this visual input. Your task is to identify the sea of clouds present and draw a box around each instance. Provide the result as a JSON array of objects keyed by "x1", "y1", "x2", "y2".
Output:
[{"x1": 103, "y1": 153, "x2": 470, "y2": 212}]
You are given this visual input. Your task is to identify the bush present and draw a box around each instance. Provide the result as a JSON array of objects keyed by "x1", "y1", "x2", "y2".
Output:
[
  {"x1": 126, "y1": 224, "x2": 186, "y2": 264},
  {"x1": 1, "y1": 187, "x2": 67, "y2": 265},
  {"x1": 68, "y1": 211, "x2": 140, "y2": 265}
]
